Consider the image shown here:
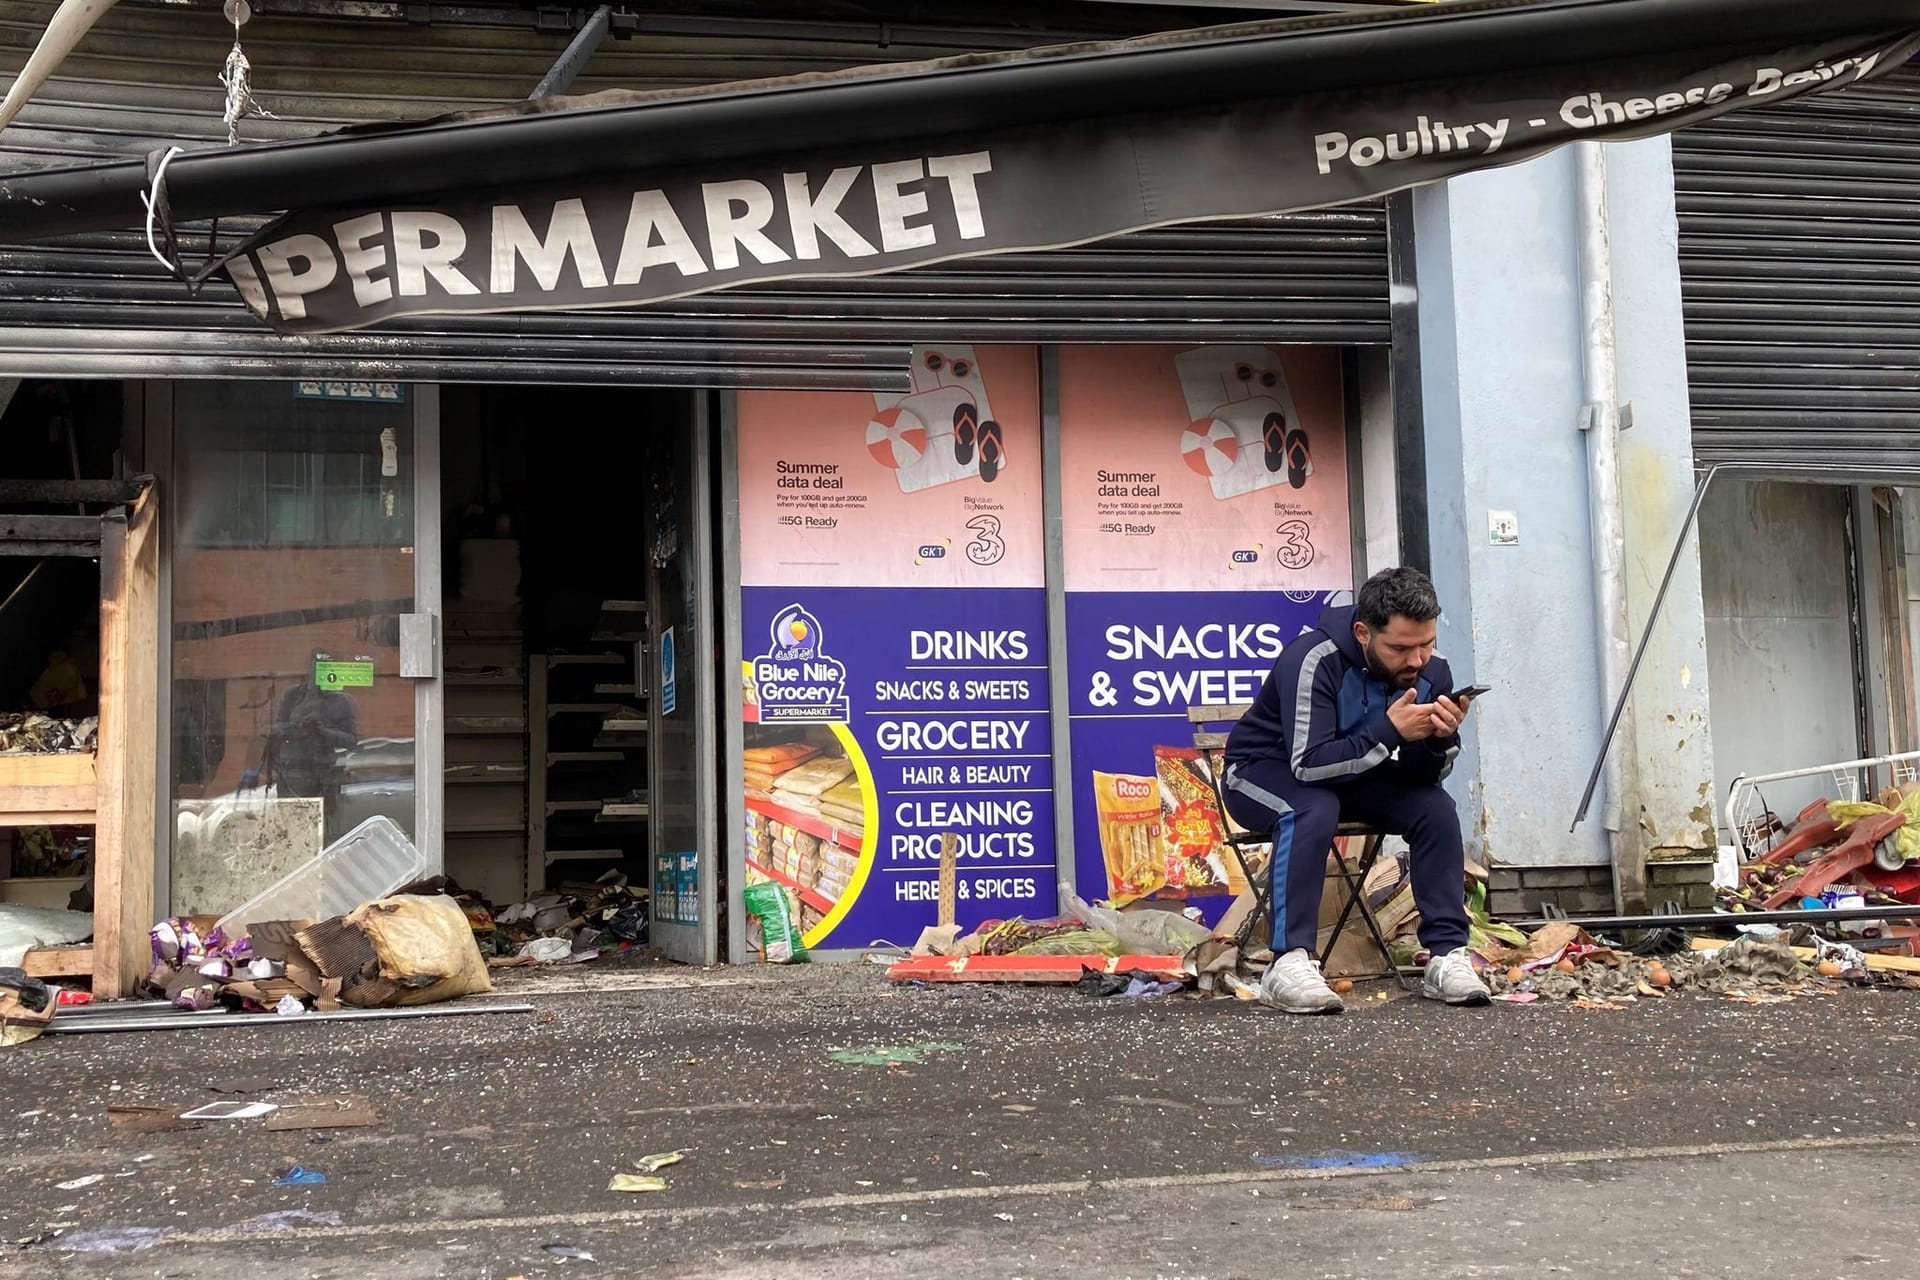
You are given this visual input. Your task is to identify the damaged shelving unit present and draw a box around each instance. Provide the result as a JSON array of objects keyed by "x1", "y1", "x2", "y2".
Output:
[
  {"x1": 525, "y1": 601, "x2": 649, "y2": 896},
  {"x1": 0, "y1": 478, "x2": 158, "y2": 998}
]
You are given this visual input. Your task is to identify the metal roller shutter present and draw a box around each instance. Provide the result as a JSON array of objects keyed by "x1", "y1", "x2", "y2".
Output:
[
  {"x1": 1676, "y1": 69, "x2": 1920, "y2": 467},
  {"x1": 0, "y1": 2, "x2": 1387, "y2": 390}
]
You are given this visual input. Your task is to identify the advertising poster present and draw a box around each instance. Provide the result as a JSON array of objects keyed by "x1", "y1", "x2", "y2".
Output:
[
  {"x1": 1059, "y1": 345, "x2": 1353, "y2": 918},
  {"x1": 737, "y1": 346, "x2": 1052, "y2": 950}
]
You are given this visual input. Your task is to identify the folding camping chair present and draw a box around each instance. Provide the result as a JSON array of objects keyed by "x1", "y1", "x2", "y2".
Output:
[{"x1": 1188, "y1": 704, "x2": 1409, "y2": 988}]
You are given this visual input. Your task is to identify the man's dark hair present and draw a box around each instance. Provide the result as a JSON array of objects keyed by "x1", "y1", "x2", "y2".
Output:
[{"x1": 1355, "y1": 566, "x2": 1441, "y2": 629}]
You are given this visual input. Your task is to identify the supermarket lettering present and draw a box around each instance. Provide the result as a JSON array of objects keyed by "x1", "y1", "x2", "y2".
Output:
[
  {"x1": 910, "y1": 629, "x2": 1031, "y2": 662},
  {"x1": 874, "y1": 717, "x2": 1032, "y2": 751},
  {"x1": 1104, "y1": 622, "x2": 1287, "y2": 662},
  {"x1": 896, "y1": 875, "x2": 1037, "y2": 902},
  {"x1": 751, "y1": 602, "x2": 850, "y2": 721},
  {"x1": 895, "y1": 798, "x2": 1034, "y2": 828},
  {"x1": 1131, "y1": 665, "x2": 1268, "y2": 709},
  {"x1": 891, "y1": 830, "x2": 1038, "y2": 860}
]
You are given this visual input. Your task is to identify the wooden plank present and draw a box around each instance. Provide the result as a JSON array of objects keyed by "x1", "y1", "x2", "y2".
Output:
[
  {"x1": 0, "y1": 753, "x2": 95, "y2": 788},
  {"x1": 92, "y1": 486, "x2": 158, "y2": 1000},
  {"x1": 0, "y1": 513, "x2": 103, "y2": 543},
  {"x1": 0, "y1": 784, "x2": 97, "y2": 826},
  {"x1": 1187, "y1": 703, "x2": 1253, "y2": 724},
  {"x1": 1690, "y1": 936, "x2": 1920, "y2": 974},
  {"x1": 21, "y1": 944, "x2": 94, "y2": 978},
  {"x1": 0, "y1": 478, "x2": 143, "y2": 504},
  {"x1": 937, "y1": 832, "x2": 957, "y2": 928},
  {"x1": 0, "y1": 807, "x2": 97, "y2": 828}
]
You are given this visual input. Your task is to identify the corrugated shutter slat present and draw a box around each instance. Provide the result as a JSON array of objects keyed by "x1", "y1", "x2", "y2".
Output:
[{"x1": 1677, "y1": 67, "x2": 1920, "y2": 466}]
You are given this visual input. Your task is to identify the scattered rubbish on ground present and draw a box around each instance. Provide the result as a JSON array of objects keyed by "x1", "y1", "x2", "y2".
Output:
[
  {"x1": 44, "y1": 1226, "x2": 168, "y2": 1254},
  {"x1": 513, "y1": 937, "x2": 574, "y2": 964},
  {"x1": 544, "y1": 1244, "x2": 596, "y2": 1262},
  {"x1": 743, "y1": 881, "x2": 808, "y2": 964},
  {"x1": 1, "y1": 967, "x2": 56, "y2": 1045},
  {"x1": 1075, "y1": 968, "x2": 1184, "y2": 998},
  {"x1": 179, "y1": 1101, "x2": 278, "y2": 1121},
  {"x1": 271, "y1": 1165, "x2": 327, "y2": 1187},
  {"x1": 607, "y1": 1174, "x2": 669, "y2": 1193},
  {"x1": 829, "y1": 1042, "x2": 962, "y2": 1066},
  {"x1": 632, "y1": 1151, "x2": 686, "y2": 1173},
  {"x1": 1477, "y1": 923, "x2": 1917, "y2": 1006},
  {"x1": 238, "y1": 1210, "x2": 343, "y2": 1232},
  {"x1": 734, "y1": 1179, "x2": 785, "y2": 1191},
  {"x1": 1724, "y1": 792, "x2": 1920, "y2": 926},
  {"x1": 207, "y1": 1075, "x2": 274, "y2": 1095},
  {"x1": 265, "y1": 1097, "x2": 380, "y2": 1131},
  {"x1": 428, "y1": 868, "x2": 648, "y2": 968},
  {"x1": 54, "y1": 1174, "x2": 105, "y2": 1190},
  {"x1": 143, "y1": 839, "x2": 492, "y2": 1019},
  {"x1": 108, "y1": 1104, "x2": 197, "y2": 1135}
]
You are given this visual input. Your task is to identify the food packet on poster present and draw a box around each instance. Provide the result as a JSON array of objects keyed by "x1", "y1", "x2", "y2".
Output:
[
  {"x1": 743, "y1": 881, "x2": 809, "y2": 964},
  {"x1": 1154, "y1": 745, "x2": 1229, "y2": 893},
  {"x1": 1093, "y1": 772, "x2": 1167, "y2": 906}
]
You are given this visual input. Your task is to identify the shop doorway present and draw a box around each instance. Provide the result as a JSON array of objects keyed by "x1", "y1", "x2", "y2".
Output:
[{"x1": 437, "y1": 386, "x2": 718, "y2": 967}]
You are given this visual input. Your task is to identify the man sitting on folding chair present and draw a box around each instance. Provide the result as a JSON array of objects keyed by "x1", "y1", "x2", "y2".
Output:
[{"x1": 1221, "y1": 566, "x2": 1489, "y2": 1014}]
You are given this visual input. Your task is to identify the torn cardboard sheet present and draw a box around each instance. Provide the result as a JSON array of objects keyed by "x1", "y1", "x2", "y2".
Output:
[{"x1": 266, "y1": 1097, "x2": 380, "y2": 1131}]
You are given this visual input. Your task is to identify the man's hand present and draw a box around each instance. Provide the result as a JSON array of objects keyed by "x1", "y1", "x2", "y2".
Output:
[
  {"x1": 1429, "y1": 695, "x2": 1468, "y2": 738},
  {"x1": 1387, "y1": 688, "x2": 1442, "y2": 742}
]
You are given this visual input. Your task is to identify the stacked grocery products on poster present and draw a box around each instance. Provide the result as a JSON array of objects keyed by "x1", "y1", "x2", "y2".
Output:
[
  {"x1": 769, "y1": 755, "x2": 854, "y2": 815},
  {"x1": 742, "y1": 736, "x2": 869, "y2": 945},
  {"x1": 818, "y1": 779, "x2": 865, "y2": 835},
  {"x1": 743, "y1": 742, "x2": 819, "y2": 796}
]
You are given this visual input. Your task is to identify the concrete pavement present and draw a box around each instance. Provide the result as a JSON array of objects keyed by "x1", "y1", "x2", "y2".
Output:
[{"x1": 2, "y1": 962, "x2": 1914, "y2": 1278}]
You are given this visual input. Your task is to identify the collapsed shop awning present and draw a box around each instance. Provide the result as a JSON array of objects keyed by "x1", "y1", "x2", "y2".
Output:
[{"x1": 0, "y1": 0, "x2": 1915, "y2": 335}]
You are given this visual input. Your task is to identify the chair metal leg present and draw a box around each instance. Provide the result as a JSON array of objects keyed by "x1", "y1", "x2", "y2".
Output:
[
  {"x1": 1229, "y1": 844, "x2": 1271, "y2": 952},
  {"x1": 1316, "y1": 835, "x2": 1413, "y2": 990}
]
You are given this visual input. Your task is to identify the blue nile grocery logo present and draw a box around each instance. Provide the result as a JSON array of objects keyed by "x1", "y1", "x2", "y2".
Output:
[{"x1": 753, "y1": 603, "x2": 849, "y2": 723}]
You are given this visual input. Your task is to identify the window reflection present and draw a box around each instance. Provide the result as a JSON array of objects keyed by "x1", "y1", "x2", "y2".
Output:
[{"x1": 168, "y1": 384, "x2": 416, "y2": 916}]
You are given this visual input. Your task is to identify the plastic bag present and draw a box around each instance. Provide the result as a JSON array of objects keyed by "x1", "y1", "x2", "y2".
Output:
[
  {"x1": 1011, "y1": 929, "x2": 1123, "y2": 958},
  {"x1": 1831, "y1": 791, "x2": 1920, "y2": 863},
  {"x1": 1058, "y1": 884, "x2": 1212, "y2": 955},
  {"x1": 346, "y1": 893, "x2": 494, "y2": 1006},
  {"x1": 744, "y1": 881, "x2": 809, "y2": 964}
]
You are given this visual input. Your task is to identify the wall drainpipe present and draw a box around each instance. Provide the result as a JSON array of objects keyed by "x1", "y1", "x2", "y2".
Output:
[{"x1": 1574, "y1": 140, "x2": 1646, "y2": 913}]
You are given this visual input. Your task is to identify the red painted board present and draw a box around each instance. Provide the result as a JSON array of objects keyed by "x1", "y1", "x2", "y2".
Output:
[{"x1": 886, "y1": 954, "x2": 1186, "y2": 983}]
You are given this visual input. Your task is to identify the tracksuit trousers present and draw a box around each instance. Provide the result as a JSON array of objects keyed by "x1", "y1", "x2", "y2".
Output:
[{"x1": 1220, "y1": 757, "x2": 1471, "y2": 958}]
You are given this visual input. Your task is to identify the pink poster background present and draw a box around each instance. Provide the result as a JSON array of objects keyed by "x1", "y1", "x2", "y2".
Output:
[
  {"x1": 1058, "y1": 345, "x2": 1353, "y2": 594},
  {"x1": 737, "y1": 345, "x2": 1043, "y2": 589}
]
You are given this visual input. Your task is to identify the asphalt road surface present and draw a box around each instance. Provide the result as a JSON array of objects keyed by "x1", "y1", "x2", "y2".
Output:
[{"x1": 3, "y1": 962, "x2": 1915, "y2": 1279}]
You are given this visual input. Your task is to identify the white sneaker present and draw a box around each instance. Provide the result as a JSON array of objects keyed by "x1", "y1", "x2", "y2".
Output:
[
  {"x1": 1258, "y1": 949, "x2": 1345, "y2": 1014},
  {"x1": 1422, "y1": 946, "x2": 1491, "y2": 1005}
]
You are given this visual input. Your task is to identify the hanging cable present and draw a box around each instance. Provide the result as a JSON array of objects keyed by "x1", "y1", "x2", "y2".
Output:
[{"x1": 139, "y1": 144, "x2": 184, "y2": 276}]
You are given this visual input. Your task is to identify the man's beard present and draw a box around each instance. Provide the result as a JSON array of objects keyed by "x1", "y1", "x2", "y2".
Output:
[{"x1": 1365, "y1": 643, "x2": 1421, "y2": 690}]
